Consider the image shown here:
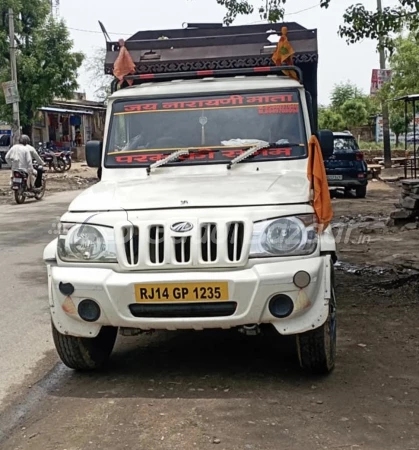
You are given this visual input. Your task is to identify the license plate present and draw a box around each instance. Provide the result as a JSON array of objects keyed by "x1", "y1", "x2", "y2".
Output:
[
  {"x1": 12, "y1": 178, "x2": 22, "y2": 183},
  {"x1": 135, "y1": 282, "x2": 229, "y2": 303},
  {"x1": 327, "y1": 175, "x2": 343, "y2": 180}
]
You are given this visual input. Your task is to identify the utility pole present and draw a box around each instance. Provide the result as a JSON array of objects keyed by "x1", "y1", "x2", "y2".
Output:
[
  {"x1": 8, "y1": 8, "x2": 20, "y2": 143},
  {"x1": 377, "y1": 0, "x2": 391, "y2": 168}
]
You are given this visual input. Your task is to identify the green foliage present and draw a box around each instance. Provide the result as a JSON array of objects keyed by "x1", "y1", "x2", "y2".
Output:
[
  {"x1": 389, "y1": 113, "x2": 408, "y2": 146},
  {"x1": 0, "y1": 0, "x2": 83, "y2": 129},
  {"x1": 216, "y1": 0, "x2": 254, "y2": 25},
  {"x1": 375, "y1": 34, "x2": 419, "y2": 145},
  {"x1": 320, "y1": 82, "x2": 376, "y2": 130},
  {"x1": 378, "y1": 34, "x2": 419, "y2": 102},
  {"x1": 318, "y1": 107, "x2": 344, "y2": 131},
  {"x1": 330, "y1": 82, "x2": 363, "y2": 111},
  {"x1": 340, "y1": 99, "x2": 368, "y2": 129},
  {"x1": 218, "y1": 1, "x2": 419, "y2": 51}
]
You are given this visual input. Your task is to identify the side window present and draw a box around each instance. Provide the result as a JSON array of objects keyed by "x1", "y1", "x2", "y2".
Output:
[{"x1": 110, "y1": 115, "x2": 128, "y2": 151}]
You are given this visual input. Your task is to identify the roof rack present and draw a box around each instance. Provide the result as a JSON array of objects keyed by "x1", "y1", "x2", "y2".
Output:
[
  {"x1": 105, "y1": 22, "x2": 318, "y2": 127},
  {"x1": 105, "y1": 22, "x2": 317, "y2": 77}
]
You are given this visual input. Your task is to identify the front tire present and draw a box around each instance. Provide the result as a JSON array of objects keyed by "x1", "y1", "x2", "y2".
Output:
[
  {"x1": 52, "y1": 322, "x2": 117, "y2": 371},
  {"x1": 296, "y1": 278, "x2": 337, "y2": 374}
]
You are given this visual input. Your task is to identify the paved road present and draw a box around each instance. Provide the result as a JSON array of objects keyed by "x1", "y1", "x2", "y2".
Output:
[
  {"x1": 0, "y1": 191, "x2": 79, "y2": 408},
  {"x1": 0, "y1": 191, "x2": 418, "y2": 450}
]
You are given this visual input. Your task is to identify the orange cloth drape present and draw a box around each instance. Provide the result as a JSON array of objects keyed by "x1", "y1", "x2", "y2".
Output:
[
  {"x1": 113, "y1": 39, "x2": 136, "y2": 85},
  {"x1": 271, "y1": 27, "x2": 299, "y2": 81},
  {"x1": 307, "y1": 135, "x2": 333, "y2": 230}
]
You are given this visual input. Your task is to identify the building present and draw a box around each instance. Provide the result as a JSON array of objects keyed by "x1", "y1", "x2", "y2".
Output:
[{"x1": 33, "y1": 93, "x2": 106, "y2": 160}]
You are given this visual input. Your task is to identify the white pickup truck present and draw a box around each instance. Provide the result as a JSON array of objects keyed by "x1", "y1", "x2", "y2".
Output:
[{"x1": 43, "y1": 23, "x2": 337, "y2": 374}]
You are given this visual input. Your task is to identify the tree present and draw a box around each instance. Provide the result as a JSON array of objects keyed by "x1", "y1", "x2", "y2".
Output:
[
  {"x1": 84, "y1": 48, "x2": 113, "y2": 102},
  {"x1": 0, "y1": 0, "x2": 83, "y2": 133},
  {"x1": 328, "y1": 82, "x2": 376, "y2": 128},
  {"x1": 217, "y1": 1, "x2": 419, "y2": 50},
  {"x1": 390, "y1": 113, "x2": 408, "y2": 147},
  {"x1": 330, "y1": 82, "x2": 363, "y2": 111},
  {"x1": 340, "y1": 99, "x2": 368, "y2": 129},
  {"x1": 378, "y1": 34, "x2": 419, "y2": 101},
  {"x1": 376, "y1": 33, "x2": 419, "y2": 145},
  {"x1": 318, "y1": 107, "x2": 344, "y2": 131}
]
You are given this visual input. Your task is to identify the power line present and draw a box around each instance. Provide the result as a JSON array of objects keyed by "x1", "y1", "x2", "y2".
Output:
[
  {"x1": 69, "y1": 4, "x2": 321, "y2": 36},
  {"x1": 68, "y1": 27, "x2": 131, "y2": 36},
  {"x1": 285, "y1": 3, "x2": 320, "y2": 16}
]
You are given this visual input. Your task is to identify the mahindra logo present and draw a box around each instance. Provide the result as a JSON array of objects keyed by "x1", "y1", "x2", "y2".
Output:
[{"x1": 171, "y1": 222, "x2": 194, "y2": 233}]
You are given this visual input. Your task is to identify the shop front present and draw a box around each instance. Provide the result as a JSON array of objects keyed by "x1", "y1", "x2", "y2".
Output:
[{"x1": 36, "y1": 107, "x2": 93, "y2": 151}]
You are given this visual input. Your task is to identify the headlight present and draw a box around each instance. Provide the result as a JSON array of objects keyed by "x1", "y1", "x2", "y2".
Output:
[
  {"x1": 57, "y1": 223, "x2": 117, "y2": 263},
  {"x1": 250, "y1": 215, "x2": 318, "y2": 258}
]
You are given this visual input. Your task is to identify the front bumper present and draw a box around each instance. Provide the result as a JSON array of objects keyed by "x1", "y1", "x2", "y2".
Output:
[{"x1": 48, "y1": 256, "x2": 333, "y2": 338}]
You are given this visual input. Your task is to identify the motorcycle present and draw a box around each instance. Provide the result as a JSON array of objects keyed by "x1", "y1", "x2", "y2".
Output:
[
  {"x1": 38, "y1": 143, "x2": 66, "y2": 173},
  {"x1": 62, "y1": 149, "x2": 72, "y2": 171},
  {"x1": 11, "y1": 163, "x2": 46, "y2": 204}
]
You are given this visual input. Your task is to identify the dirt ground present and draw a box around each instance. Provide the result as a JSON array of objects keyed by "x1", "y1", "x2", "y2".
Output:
[
  {"x1": 1, "y1": 179, "x2": 419, "y2": 450},
  {"x1": 0, "y1": 162, "x2": 97, "y2": 204}
]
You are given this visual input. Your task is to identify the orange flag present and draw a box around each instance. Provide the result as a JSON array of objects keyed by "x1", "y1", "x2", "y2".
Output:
[
  {"x1": 113, "y1": 39, "x2": 136, "y2": 85},
  {"x1": 272, "y1": 27, "x2": 299, "y2": 81},
  {"x1": 307, "y1": 135, "x2": 333, "y2": 231}
]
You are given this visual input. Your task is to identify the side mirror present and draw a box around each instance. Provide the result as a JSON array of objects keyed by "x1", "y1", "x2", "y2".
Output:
[
  {"x1": 315, "y1": 130, "x2": 334, "y2": 160},
  {"x1": 86, "y1": 141, "x2": 102, "y2": 168}
]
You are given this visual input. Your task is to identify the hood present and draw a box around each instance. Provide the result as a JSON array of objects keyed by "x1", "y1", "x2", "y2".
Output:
[{"x1": 69, "y1": 170, "x2": 310, "y2": 212}]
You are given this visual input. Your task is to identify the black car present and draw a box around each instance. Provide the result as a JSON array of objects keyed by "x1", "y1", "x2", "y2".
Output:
[
  {"x1": 324, "y1": 132, "x2": 368, "y2": 198},
  {"x1": 0, "y1": 134, "x2": 11, "y2": 169}
]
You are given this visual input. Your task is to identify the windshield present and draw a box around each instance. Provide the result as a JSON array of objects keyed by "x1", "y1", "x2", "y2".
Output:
[
  {"x1": 333, "y1": 137, "x2": 359, "y2": 153},
  {"x1": 105, "y1": 90, "x2": 307, "y2": 167}
]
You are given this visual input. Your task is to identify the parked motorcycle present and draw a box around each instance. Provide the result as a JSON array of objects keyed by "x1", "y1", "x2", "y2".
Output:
[
  {"x1": 62, "y1": 149, "x2": 72, "y2": 171},
  {"x1": 11, "y1": 164, "x2": 46, "y2": 204},
  {"x1": 38, "y1": 143, "x2": 66, "y2": 173}
]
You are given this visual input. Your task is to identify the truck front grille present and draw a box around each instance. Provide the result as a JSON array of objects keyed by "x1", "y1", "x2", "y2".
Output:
[{"x1": 117, "y1": 220, "x2": 249, "y2": 269}]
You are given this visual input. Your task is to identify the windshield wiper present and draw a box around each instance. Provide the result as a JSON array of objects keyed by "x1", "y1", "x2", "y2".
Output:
[
  {"x1": 147, "y1": 150, "x2": 190, "y2": 175},
  {"x1": 227, "y1": 143, "x2": 303, "y2": 170},
  {"x1": 227, "y1": 142, "x2": 270, "y2": 170}
]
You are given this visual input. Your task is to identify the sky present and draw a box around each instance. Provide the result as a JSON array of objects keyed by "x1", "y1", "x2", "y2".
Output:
[{"x1": 59, "y1": 0, "x2": 389, "y2": 105}]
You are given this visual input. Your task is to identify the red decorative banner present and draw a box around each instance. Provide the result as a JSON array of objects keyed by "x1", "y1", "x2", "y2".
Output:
[{"x1": 119, "y1": 93, "x2": 298, "y2": 114}]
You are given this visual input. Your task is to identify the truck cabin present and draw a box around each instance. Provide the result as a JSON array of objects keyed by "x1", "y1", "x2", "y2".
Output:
[{"x1": 89, "y1": 22, "x2": 332, "y2": 175}]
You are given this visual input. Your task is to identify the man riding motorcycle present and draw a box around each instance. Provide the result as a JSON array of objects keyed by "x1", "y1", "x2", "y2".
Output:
[{"x1": 5, "y1": 135, "x2": 44, "y2": 189}]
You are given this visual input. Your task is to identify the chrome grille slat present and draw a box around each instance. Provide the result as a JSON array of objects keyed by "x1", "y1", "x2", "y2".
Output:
[
  {"x1": 200, "y1": 223, "x2": 217, "y2": 263},
  {"x1": 233, "y1": 223, "x2": 238, "y2": 261},
  {"x1": 207, "y1": 224, "x2": 212, "y2": 261},
  {"x1": 149, "y1": 226, "x2": 164, "y2": 265},
  {"x1": 174, "y1": 236, "x2": 191, "y2": 264},
  {"x1": 122, "y1": 225, "x2": 139, "y2": 265},
  {"x1": 227, "y1": 221, "x2": 244, "y2": 263}
]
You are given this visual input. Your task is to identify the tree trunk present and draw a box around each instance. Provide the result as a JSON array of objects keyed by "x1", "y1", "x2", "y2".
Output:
[
  {"x1": 395, "y1": 134, "x2": 399, "y2": 147},
  {"x1": 22, "y1": 124, "x2": 32, "y2": 137},
  {"x1": 22, "y1": 106, "x2": 33, "y2": 140}
]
